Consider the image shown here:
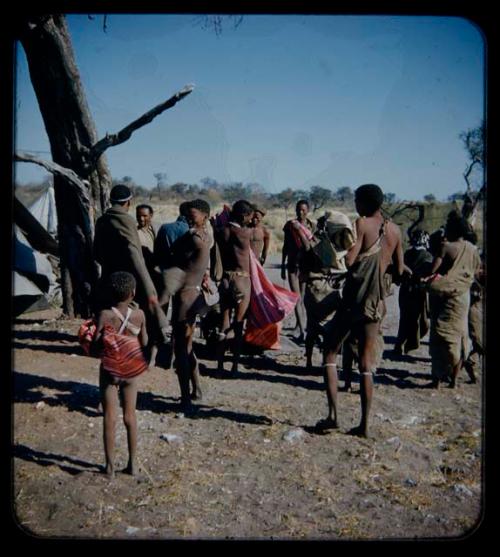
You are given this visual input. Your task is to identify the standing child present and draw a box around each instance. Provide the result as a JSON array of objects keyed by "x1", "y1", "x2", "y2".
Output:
[{"x1": 92, "y1": 271, "x2": 148, "y2": 478}]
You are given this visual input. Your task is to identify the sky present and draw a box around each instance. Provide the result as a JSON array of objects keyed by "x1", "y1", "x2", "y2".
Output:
[{"x1": 14, "y1": 14, "x2": 485, "y2": 201}]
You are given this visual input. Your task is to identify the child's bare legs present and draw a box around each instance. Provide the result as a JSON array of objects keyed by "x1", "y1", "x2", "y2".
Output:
[
  {"x1": 121, "y1": 378, "x2": 139, "y2": 475},
  {"x1": 100, "y1": 373, "x2": 119, "y2": 478}
]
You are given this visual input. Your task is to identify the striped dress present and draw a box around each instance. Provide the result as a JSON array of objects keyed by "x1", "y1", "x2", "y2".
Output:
[{"x1": 100, "y1": 307, "x2": 148, "y2": 380}]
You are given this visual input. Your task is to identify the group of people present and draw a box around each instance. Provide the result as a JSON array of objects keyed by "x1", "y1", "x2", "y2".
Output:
[{"x1": 86, "y1": 182, "x2": 483, "y2": 478}]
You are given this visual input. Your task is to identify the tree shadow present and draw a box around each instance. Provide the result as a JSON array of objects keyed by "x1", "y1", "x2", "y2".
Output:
[
  {"x1": 13, "y1": 371, "x2": 100, "y2": 417},
  {"x1": 13, "y1": 330, "x2": 77, "y2": 343},
  {"x1": 12, "y1": 443, "x2": 102, "y2": 475},
  {"x1": 12, "y1": 341, "x2": 83, "y2": 356}
]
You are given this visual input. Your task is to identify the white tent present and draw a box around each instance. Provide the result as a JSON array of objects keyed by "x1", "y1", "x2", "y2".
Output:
[
  {"x1": 13, "y1": 188, "x2": 61, "y2": 315},
  {"x1": 27, "y1": 185, "x2": 58, "y2": 237}
]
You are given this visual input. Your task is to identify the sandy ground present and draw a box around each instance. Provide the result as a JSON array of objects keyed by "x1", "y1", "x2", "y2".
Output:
[{"x1": 11, "y1": 260, "x2": 485, "y2": 541}]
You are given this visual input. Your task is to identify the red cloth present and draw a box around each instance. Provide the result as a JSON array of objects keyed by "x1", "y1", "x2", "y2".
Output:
[
  {"x1": 78, "y1": 319, "x2": 97, "y2": 356},
  {"x1": 100, "y1": 324, "x2": 148, "y2": 379},
  {"x1": 248, "y1": 250, "x2": 299, "y2": 329},
  {"x1": 290, "y1": 220, "x2": 314, "y2": 248},
  {"x1": 244, "y1": 322, "x2": 281, "y2": 350}
]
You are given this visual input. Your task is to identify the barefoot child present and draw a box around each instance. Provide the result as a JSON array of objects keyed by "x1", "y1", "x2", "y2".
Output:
[{"x1": 92, "y1": 271, "x2": 148, "y2": 478}]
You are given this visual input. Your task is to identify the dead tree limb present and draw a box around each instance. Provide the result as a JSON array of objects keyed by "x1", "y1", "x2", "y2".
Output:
[
  {"x1": 14, "y1": 152, "x2": 93, "y2": 234},
  {"x1": 87, "y1": 84, "x2": 195, "y2": 165}
]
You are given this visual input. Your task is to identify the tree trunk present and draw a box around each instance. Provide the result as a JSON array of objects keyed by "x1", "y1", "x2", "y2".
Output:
[{"x1": 18, "y1": 15, "x2": 112, "y2": 317}]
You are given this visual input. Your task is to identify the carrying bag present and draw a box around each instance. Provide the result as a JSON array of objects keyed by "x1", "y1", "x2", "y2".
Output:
[{"x1": 78, "y1": 319, "x2": 97, "y2": 356}]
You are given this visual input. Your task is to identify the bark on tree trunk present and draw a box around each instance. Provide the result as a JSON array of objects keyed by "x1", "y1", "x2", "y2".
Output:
[{"x1": 18, "y1": 15, "x2": 112, "y2": 317}]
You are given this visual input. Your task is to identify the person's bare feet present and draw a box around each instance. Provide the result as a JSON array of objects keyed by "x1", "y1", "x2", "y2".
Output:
[
  {"x1": 347, "y1": 425, "x2": 369, "y2": 438},
  {"x1": 314, "y1": 417, "x2": 338, "y2": 432},
  {"x1": 122, "y1": 462, "x2": 135, "y2": 476},
  {"x1": 104, "y1": 464, "x2": 115, "y2": 479},
  {"x1": 190, "y1": 388, "x2": 203, "y2": 401}
]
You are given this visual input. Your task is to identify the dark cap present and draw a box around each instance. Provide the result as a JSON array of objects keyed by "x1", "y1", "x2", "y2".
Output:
[{"x1": 110, "y1": 184, "x2": 132, "y2": 203}]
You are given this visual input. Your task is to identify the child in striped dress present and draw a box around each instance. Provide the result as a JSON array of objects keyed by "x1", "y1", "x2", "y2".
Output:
[{"x1": 93, "y1": 271, "x2": 148, "y2": 478}]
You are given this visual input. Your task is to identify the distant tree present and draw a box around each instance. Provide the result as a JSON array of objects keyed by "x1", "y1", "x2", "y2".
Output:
[
  {"x1": 423, "y1": 194, "x2": 436, "y2": 203},
  {"x1": 384, "y1": 192, "x2": 397, "y2": 205},
  {"x1": 200, "y1": 176, "x2": 219, "y2": 190},
  {"x1": 460, "y1": 120, "x2": 484, "y2": 193},
  {"x1": 459, "y1": 121, "x2": 485, "y2": 227},
  {"x1": 223, "y1": 182, "x2": 252, "y2": 203},
  {"x1": 448, "y1": 192, "x2": 464, "y2": 202},
  {"x1": 309, "y1": 185, "x2": 333, "y2": 213},
  {"x1": 170, "y1": 182, "x2": 189, "y2": 198},
  {"x1": 335, "y1": 186, "x2": 354, "y2": 205}
]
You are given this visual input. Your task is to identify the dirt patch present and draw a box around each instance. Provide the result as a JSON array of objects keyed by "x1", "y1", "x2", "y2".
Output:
[{"x1": 11, "y1": 280, "x2": 483, "y2": 541}]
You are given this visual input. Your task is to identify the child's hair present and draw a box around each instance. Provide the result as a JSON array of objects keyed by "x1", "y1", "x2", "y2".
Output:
[
  {"x1": 190, "y1": 198, "x2": 211, "y2": 216},
  {"x1": 355, "y1": 184, "x2": 384, "y2": 214},
  {"x1": 108, "y1": 272, "x2": 136, "y2": 303},
  {"x1": 296, "y1": 199, "x2": 309, "y2": 210}
]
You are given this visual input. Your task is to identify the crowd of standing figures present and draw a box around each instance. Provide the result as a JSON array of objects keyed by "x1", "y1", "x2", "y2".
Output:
[{"x1": 78, "y1": 182, "x2": 484, "y2": 478}]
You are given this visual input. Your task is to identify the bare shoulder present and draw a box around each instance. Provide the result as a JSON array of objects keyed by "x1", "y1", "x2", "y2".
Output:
[
  {"x1": 386, "y1": 220, "x2": 402, "y2": 239},
  {"x1": 131, "y1": 308, "x2": 146, "y2": 323}
]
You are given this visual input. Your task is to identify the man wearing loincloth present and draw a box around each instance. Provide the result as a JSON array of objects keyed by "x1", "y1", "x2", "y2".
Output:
[
  {"x1": 281, "y1": 199, "x2": 315, "y2": 343},
  {"x1": 170, "y1": 199, "x2": 212, "y2": 412},
  {"x1": 216, "y1": 199, "x2": 254, "y2": 375},
  {"x1": 318, "y1": 184, "x2": 405, "y2": 437}
]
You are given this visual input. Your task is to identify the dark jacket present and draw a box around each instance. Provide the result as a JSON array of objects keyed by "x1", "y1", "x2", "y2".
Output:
[{"x1": 94, "y1": 205, "x2": 156, "y2": 299}]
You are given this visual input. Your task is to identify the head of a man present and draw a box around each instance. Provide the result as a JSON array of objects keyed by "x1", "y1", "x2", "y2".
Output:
[
  {"x1": 445, "y1": 212, "x2": 472, "y2": 242},
  {"x1": 187, "y1": 199, "x2": 210, "y2": 228},
  {"x1": 110, "y1": 184, "x2": 133, "y2": 210},
  {"x1": 179, "y1": 201, "x2": 192, "y2": 219},
  {"x1": 354, "y1": 184, "x2": 384, "y2": 217},
  {"x1": 231, "y1": 200, "x2": 254, "y2": 226},
  {"x1": 136, "y1": 204, "x2": 153, "y2": 229},
  {"x1": 251, "y1": 206, "x2": 266, "y2": 227},
  {"x1": 295, "y1": 200, "x2": 309, "y2": 221},
  {"x1": 108, "y1": 271, "x2": 136, "y2": 305}
]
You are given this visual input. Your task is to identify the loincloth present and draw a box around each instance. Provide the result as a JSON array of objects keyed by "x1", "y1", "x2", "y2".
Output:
[{"x1": 221, "y1": 271, "x2": 250, "y2": 305}]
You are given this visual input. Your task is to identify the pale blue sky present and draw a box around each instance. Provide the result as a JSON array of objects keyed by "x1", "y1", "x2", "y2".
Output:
[{"x1": 14, "y1": 14, "x2": 485, "y2": 201}]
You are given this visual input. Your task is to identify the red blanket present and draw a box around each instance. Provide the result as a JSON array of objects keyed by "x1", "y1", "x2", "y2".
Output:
[{"x1": 248, "y1": 250, "x2": 299, "y2": 329}]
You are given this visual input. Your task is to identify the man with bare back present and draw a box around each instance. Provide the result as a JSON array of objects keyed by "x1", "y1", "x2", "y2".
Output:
[
  {"x1": 250, "y1": 206, "x2": 271, "y2": 265},
  {"x1": 170, "y1": 199, "x2": 212, "y2": 413},
  {"x1": 216, "y1": 200, "x2": 254, "y2": 376},
  {"x1": 317, "y1": 184, "x2": 405, "y2": 437}
]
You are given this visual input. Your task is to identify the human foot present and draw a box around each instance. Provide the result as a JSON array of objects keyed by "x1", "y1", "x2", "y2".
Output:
[
  {"x1": 347, "y1": 425, "x2": 369, "y2": 438},
  {"x1": 314, "y1": 417, "x2": 338, "y2": 432}
]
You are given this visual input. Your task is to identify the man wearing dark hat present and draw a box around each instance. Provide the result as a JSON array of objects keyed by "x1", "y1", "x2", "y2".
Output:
[{"x1": 94, "y1": 184, "x2": 168, "y2": 351}]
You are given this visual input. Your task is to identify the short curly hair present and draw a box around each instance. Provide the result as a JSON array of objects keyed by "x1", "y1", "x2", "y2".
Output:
[
  {"x1": 108, "y1": 272, "x2": 136, "y2": 303},
  {"x1": 190, "y1": 199, "x2": 211, "y2": 216},
  {"x1": 355, "y1": 184, "x2": 384, "y2": 214}
]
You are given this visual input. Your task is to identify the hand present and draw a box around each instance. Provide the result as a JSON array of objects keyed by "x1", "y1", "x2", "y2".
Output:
[
  {"x1": 260, "y1": 256, "x2": 266, "y2": 266},
  {"x1": 147, "y1": 295, "x2": 159, "y2": 310},
  {"x1": 280, "y1": 266, "x2": 287, "y2": 281}
]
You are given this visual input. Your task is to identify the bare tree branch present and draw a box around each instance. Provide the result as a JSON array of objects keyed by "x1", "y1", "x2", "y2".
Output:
[
  {"x1": 88, "y1": 85, "x2": 195, "y2": 164},
  {"x1": 14, "y1": 151, "x2": 93, "y2": 233}
]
